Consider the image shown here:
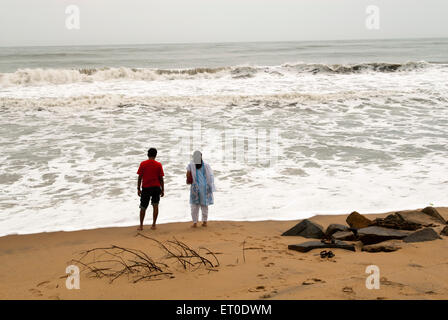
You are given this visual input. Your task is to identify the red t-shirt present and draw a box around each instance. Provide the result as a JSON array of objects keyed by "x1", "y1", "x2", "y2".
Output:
[{"x1": 137, "y1": 159, "x2": 164, "y2": 188}]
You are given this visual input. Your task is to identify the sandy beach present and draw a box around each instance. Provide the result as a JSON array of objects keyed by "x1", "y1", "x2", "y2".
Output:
[
  {"x1": 1, "y1": 207, "x2": 447, "y2": 300},
  {"x1": 1, "y1": 0, "x2": 447, "y2": 306}
]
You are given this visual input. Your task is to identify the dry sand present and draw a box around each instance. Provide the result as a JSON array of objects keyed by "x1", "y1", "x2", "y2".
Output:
[{"x1": 1, "y1": 208, "x2": 447, "y2": 300}]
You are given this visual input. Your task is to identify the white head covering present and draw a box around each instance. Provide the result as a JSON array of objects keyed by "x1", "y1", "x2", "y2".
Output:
[
  {"x1": 193, "y1": 150, "x2": 202, "y2": 164},
  {"x1": 186, "y1": 151, "x2": 216, "y2": 192}
]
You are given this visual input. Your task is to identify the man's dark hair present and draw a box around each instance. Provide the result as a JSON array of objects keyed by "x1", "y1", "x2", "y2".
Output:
[{"x1": 147, "y1": 148, "x2": 157, "y2": 158}]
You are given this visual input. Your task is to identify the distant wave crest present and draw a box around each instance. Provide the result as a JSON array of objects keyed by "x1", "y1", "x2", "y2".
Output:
[
  {"x1": 0, "y1": 61, "x2": 437, "y2": 86},
  {"x1": 281, "y1": 61, "x2": 432, "y2": 74}
]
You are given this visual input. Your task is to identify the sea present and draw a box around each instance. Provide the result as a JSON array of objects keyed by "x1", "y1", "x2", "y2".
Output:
[{"x1": 0, "y1": 38, "x2": 447, "y2": 236}]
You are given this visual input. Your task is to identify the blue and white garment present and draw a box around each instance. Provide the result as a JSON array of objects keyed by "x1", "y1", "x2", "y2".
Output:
[{"x1": 187, "y1": 161, "x2": 216, "y2": 206}]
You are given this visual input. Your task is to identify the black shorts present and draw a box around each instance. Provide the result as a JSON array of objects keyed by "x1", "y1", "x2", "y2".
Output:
[{"x1": 140, "y1": 186, "x2": 161, "y2": 209}]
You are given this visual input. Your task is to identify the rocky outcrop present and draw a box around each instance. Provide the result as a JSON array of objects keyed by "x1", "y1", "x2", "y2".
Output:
[
  {"x1": 346, "y1": 211, "x2": 372, "y2": 229},
  {"x1": 421, "y1": 207, "x2": 446, "y2": 224},
  {"x1": 403, "y1": 228, "x2": 441, "y2": 243},
  {"x1": 357, "y1": 226, "x2": 408, "y2": 245},
  {"x1": 286, "y1": 208, "x2": 447, "y2": 254},
  {"x1": 371, "y1": 213, "x2": 421, "y2": 230},
  {"x1": 362, "y1": 240, "x2": 402, "y2": 252},
  {"x1": 282, "y1": 219, "x2": 325, "y2": 239},
  {"x1": 332, "y1": 230, "x2": 356, "y2": 241},
  {"x1": 396, "y1": 210, "x2": 443, "y2": 227},
  {"x1": 441, "y1": 226, "x2": 448, "y2": 236},
  {"x1": 288, "y1": 240, "x2": 356, "y2": 253},
  {"x1": 325, "y1": 224, "x2": 349, "y2": 237}
]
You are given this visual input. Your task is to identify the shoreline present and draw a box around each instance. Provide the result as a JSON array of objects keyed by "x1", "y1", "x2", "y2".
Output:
[
  {"x1": 1, "y1": 207, "x2": 447, "y2": 299},
  {"x1": 3, "y1": 204, "x2": 442, "y2": 238}
]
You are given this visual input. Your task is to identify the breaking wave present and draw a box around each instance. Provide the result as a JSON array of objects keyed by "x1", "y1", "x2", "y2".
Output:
[
  {"x1": 0, "y1": 61, "x2": 439, "y2": 86},
  {"x1": 281, "y1": 61, "x2": 433, "y2": 74}
]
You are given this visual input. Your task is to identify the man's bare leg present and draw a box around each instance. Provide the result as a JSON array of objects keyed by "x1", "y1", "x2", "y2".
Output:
[
  {"x1": 151, "y1": 204, "x2": 159, "y2": 229},
  {"x1": 138, "y1": 208, "x2": 146, "y2": 231}
]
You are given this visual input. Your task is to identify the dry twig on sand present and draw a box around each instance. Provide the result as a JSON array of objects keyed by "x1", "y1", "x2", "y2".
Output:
[
  {"x1": 136, "y1": 233, "x2": 220, "y2": 271},
  {"x1": 70, "y1": 236, "x2": 220, "y2": 283},
  {"x1": 71, "y1": 245, "x2": 171, "y2": 283}
]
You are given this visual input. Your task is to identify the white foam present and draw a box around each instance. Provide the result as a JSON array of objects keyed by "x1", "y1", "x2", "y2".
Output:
[{"x1": 0, "y1": 63, "x2": 447, "y2": 236}]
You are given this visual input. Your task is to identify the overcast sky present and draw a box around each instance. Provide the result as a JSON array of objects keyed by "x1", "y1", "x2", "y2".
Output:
[{"x1": 0, "y1": 0, "x2": 447, "y2": 46}]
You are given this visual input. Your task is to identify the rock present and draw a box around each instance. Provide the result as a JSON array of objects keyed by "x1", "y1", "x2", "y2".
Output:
[
  {"x1": 332, "y1": 230, "x2": 356, "y2": 241},
  {"x1": 325, "y1": 224, "x2": 349, "y2": 237},
  {"x1": 282, "y1": 219, "x2": 325, "y2": 238},
  {"x1": 441, "y1": 226, "x2": 448, "y2": 236},
  {"x1": 371, "y1": 213, "x2": 421, "y2": 230},
  {"x1": 421, "y1": 207, "x2": 446, "y2": 224},
  {"x1": 362, "y1": 240, "x2": 402, "y2": 252},
  {"x1": 302, "y1": 278, "x2": 325, "y2": 285},
  {"x1": 396, "y1": 210, "x2": 442, "y2": 227},
  {"x1": 288, "y1": 240, "x2": 356, "y2": 253},
  {"x1": 342, "y1": 287, "x2": 354, "y2": 293},
  {"x1": 403, "y1": 228, "x2": 441, "y2": 243},
  {"x1": 357, "y1": 226, "x2": 408, "y2": 245},
  {"x1": 346, "y1": 211, "x2": 372, "y2": 229}
]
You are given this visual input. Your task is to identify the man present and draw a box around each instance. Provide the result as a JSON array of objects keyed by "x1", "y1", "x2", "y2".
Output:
[{"x1": 137, "y1": 148, "x2": 164, "y2": 230}]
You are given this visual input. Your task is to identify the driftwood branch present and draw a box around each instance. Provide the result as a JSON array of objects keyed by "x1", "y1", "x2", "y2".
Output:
[
  {"x1": 71, "y1": 244, "x2": 171, "y2": 283},
  {"x1": 136, "y1": 234, "x2": 219, "y2": 270},
  {"x1": 71, "y1": 236, "x2": 219, "y2": 284}
]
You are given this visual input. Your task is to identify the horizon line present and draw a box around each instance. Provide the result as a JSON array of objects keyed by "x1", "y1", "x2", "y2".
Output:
[{"x1": 1, "y1": 35, "x2": 447, "y2": 49}]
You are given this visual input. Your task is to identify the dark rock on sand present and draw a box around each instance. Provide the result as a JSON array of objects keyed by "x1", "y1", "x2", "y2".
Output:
[
  {"x1": 288, "y1": 240, "x2": 356, "y2": 253},
  {"x1": 403, "y1": 228, "x2": 441, "y2": 243},
  {"x1": 362, "y1": 240, "x2": 402, "y2": 253},
  {"x1": 346, "y1": 211, "x2": 372, "y2": 229},
  {"x1": 421, "y1": 207, "x2": 446, "y2": 224},
  {"x1": 325, "y1": 224, "x2": 349, "y2": 237},
  {"x1": 440, "y1": 226, "x2": 448, "y2": 236},
  {"x1": 372, "y1": 213, "x2": 421, "y2": 230},
  {"x1": 396, "y1": 210, "x2": 442, "y2": 227},
  {"x1": 282, "y1": 219, "x2": 325, "y2": 239},
  {"x1": 348, "y1": 227, "x2": 359, "y2": 236},
  {"x1": 332, "y1": 230, "x2": 356, "y2": 241},
  {"x1": 357, "y1": 226, "x2": 408, "y2": 245}
]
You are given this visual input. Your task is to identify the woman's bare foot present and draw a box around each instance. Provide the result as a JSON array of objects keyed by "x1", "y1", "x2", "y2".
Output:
[
  {"x1": 137, "y1": 226, "x2": 143, "y2": 231},
  {"x1": 151, "y1": 225, "x2": 157, "y2": 230},
  {"x1": 202, "y1": 222, "x2": 207, "y2": 227},
  {"x1": 191, "y1": 223, "x2": 197, "y2": 228}
]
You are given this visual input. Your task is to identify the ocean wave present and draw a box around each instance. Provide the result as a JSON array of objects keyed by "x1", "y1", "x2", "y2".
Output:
[
  {"x1": 281, "y1": 61, "x2": 432, "y2": 74},
  {"x1": 0, "y1": 61, "x2": 439, "y2": 86},
  {"x1": 0, "y1": 90, "x2": 413, "y2": 110}
]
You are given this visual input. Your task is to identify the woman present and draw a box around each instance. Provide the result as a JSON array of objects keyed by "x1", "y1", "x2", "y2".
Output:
[{"x1": 186, "y1": 151, "x2": 216, "y2": 227}]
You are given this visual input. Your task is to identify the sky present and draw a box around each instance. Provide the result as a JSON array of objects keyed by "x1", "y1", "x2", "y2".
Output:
[{"x1": 0, "y1": 0, "x2": 447, "y2": 46}]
